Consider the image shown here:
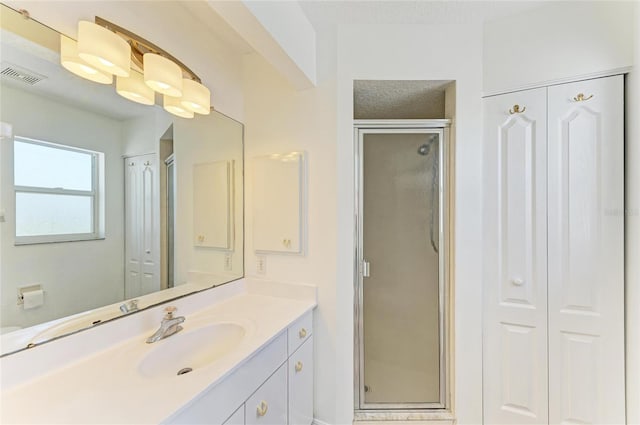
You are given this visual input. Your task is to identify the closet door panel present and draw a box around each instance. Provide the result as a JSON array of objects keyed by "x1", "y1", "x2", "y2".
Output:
[
  {"x1": 547, "y1": 75, "x2": 625, "y2": 424},
  {"x1": 483, "y1": 87, "x2": 548, "y2": 424}
]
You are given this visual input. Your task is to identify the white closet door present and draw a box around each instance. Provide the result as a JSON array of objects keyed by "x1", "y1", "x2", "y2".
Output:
[
  {"x1": 547, "y1": 75, "x2": 625, "y2": 424},
  {"x1": 125, "y1": 154, "x2": 160, "y2": 298},
  {"x1": 483, "y1": 87, "x2": 548, "y2": 424}
]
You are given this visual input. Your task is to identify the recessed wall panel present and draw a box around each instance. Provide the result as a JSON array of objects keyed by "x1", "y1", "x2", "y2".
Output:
[
  {"x1": 499, "y1": 118, "x2": 536, "y2": 308},
  {"x1": 500, "y1": 323, "x2": 539, "y2": 418}
]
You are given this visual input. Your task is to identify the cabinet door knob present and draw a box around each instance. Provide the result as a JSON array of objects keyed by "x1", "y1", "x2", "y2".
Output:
[
  {"x1": 295, "y1": 361, "x2": 303, "y2": 372},
  {"x1": 511, "y1": 278, "x2": 524, "y2": 286},
  {"x1": 257, "y1": 401, "x2": 268, "y2": 417},
  {"x1": 299, "y1": 328, "x2": 307, "y2": 338}
]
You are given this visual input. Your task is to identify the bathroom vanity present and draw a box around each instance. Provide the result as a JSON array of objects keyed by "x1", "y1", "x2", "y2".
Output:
[{"x1": 0, "y1": 279, "x2": 316, "y2": 425}]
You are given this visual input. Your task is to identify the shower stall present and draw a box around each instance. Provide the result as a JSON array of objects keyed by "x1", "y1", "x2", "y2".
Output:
[{"x1": 354, "y1": 120, "x2": 450, "y2": 412}]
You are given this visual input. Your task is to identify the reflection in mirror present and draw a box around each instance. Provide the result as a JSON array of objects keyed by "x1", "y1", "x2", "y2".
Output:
[{"x1": 0, "y1": 4, "x2": 244, "y2": 355}]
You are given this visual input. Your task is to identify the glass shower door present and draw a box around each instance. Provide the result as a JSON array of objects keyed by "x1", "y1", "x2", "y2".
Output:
[{"x1": 357, "y1": 127, "x2": 446, "y2": 410}]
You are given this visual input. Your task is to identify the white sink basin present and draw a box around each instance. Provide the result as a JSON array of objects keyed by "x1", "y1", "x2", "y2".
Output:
[
  {"x1": 138, "y1": 323, "x2": 246, "y2": 379},
  {"x1": 30, "y1": 309, "x2": 120, "y2": 345}
]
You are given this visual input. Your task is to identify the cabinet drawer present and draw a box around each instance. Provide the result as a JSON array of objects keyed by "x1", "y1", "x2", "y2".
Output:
[
  {"x1": 245, "y1": 364, "x2": 287, "y2": 425},
  {"x1": 289, "y1": 336, "x2": 313, "y2": 425},
  {"x1": 288, "y1": 311, "x2": 312, "y2": 354},
  {"x1": 223, "y1": 405, "x2": 244, "y2": 425}
]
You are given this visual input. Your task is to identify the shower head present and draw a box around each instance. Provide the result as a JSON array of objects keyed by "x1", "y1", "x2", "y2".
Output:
[
  {"x1": 417, "y1": 143, "x2": 430, "y2": 156},
  {"x1": 418, "y1": 135, "x2": 438, "y2": 156}
]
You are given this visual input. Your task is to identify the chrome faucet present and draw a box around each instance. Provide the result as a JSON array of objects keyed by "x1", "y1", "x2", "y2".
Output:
[
  {"x1": 119, "y1": 299, "x2": 139, "y2": 314},
  {"x1": 146, "y1": 306, "x2": 185, "y2": 343}
]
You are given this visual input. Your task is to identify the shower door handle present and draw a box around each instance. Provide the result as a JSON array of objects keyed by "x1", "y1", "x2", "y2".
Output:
[{"x1": 362, "y1": 260, "x2": 370, "y2": 278}]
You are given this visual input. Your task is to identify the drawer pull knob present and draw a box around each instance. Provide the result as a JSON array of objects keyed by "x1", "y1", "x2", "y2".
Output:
[
  {"x1": 295, "y1": 361, "x2": 303, "y2": 372},
  {"x1": 299, "y1": 328, "x2": 307, "y2": 338},
  {"x1": 257, "y1": 401, "x2": 268, "y2": 417}
]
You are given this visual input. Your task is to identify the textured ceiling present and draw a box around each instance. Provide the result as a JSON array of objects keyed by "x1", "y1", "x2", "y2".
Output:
[
  {"x1": 354, "y1": 80, "x2": 453, "y2": 119},
  {"x1": 299, "y1": 1, "x2": 545, "y2": 29}
]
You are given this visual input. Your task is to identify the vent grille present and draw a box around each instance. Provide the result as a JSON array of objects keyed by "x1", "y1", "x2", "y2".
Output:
[{"x1": 1, "y1": 65, "x2": 46, "y2": 85}]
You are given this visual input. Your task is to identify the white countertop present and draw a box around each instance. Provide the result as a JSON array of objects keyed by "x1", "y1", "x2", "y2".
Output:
[{"x1": 0, "y1": 279, "x2": 316, "y2": 424}]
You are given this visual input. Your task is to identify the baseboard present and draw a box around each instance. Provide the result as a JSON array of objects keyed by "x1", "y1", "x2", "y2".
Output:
[{"x1": 313, "y1": 418, "x2": 333, "y2": 425}]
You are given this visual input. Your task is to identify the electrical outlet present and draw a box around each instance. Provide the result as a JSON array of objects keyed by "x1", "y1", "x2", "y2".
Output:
[
  {"x1": 256, "y1": 255, "x2": 266, "y2": 274},
  {"x1": 224, "y1": 253, "x2": 232, "y2": 271}
]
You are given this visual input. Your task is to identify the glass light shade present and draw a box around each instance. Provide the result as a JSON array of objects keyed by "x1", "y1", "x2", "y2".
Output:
[
  {"x1": 144, "y1": 53, "x2": 182, "y2": 97},
  {"x1": 77, "y1": 21, "x2": 131, "y2": 77},
  {"x1": 163, "y1": 95, "x2": 194, "y2": 119},
  {"x1": 60, "y1": 36, "x2": 112, "y2": 84},
  {"x1": 180, "y1": 79, "x2": 210, "y2": 115},
  {"x1": 116, "y1": 71, "x2": 155, "y2": 105}
]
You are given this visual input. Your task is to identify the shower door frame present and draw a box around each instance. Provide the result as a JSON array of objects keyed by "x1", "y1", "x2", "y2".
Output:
[{"x1": 354, "y1": 119, "x2": 451, "y2": 412}]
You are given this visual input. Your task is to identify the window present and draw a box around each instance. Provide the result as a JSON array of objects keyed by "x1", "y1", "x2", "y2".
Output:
[{"x1": 14, "y1": 137, "x2": 103, "y2": 244}]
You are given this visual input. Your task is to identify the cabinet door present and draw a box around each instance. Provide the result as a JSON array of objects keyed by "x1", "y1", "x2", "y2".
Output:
[
  {"x1": 252, "y1": 153, "x2": 304, "y2": 254},
  {"x1": 193, "y1": 160, "x2": 232, "y2": 249},
  {"x1": 223, "y1": 405, "x2": 245, "y2": 425},
  {"x1": 483, "y1": 87, "x2": 549, "y2": 424},
  {"x1": 547, "y1": 75, "x2": 625, "y2": 424},
  {"x1": 245, "y1": 364, "x2": 287, "y2": 425},
  {"x1": 289, "y1": 336, "x2": 313, "y2": 425}
]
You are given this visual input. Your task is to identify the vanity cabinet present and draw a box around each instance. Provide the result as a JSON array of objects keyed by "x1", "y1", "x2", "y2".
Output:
[
  {"x1": 288, "y1": 337, "x2": 313, "y2": 425},
  {"x1": 223, "y1": 406, "x2": 244, "y2": 425},
  {"x1": 166, "y1": 311, "x2": 314, "y2": 425},
  {"x1": 245, "y1": 364, "x2": 288, "y2": 425},
  {"x1": 483, "y1": 75, "x2": 624, "y2": 424}
]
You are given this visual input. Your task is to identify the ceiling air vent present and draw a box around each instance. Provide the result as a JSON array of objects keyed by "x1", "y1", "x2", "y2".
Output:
[{"x1": 1, "y1": 64, "x2": 46, "y2": 85}]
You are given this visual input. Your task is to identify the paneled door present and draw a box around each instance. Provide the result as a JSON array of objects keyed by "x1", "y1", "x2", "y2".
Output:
[
  {"x1": 547, "y1": 75, "x2": 625, "y2": 424},
  {"x1": 483, "y1": 87, "x2": 548, "y2": 424},
  {"x1": 125, "y1": 153, "x2": 160, "y2": 298}
]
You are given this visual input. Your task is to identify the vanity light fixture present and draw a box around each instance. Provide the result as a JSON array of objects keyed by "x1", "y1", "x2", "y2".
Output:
[
  {"x1": 163, "y1": 94, "x2": 194, "y2": 119},
  {"x1": 116, "y1": 71, "x2": 154, "y2": 105},
  {"x1": 58, "y1": 16, "x2": 210, "y2": 119},
  {"x1": 143, "y1": 53, "x2": 182, "y2": 97},
  {"x1": 181, "y1": 78, "x2": 211, "y2": 115},
  {"x1": 77, "y1": 21, "x2": 131, "y2": 77},
  {"x1": 60, "y1": 36, "x2": 112, "y2": 84}
]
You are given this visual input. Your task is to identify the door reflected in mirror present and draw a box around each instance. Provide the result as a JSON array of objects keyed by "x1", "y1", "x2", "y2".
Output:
[{"x1": 0, "y1": 4, "x2": 244, "y2": 356}]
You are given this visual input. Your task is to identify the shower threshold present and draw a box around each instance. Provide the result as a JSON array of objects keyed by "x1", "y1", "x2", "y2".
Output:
[{"x1": 353, "y1": 409, "x2": 455, "y2": 423}]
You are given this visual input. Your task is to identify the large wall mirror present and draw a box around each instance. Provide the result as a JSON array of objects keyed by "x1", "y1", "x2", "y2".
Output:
[{"x1": 0, "y1": 4, "x2": 244, "y2": 356}]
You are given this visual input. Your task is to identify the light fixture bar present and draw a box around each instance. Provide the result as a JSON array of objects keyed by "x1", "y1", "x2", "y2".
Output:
[{"x1": 94, "y1": 16, "x2": 201, "y2": 84}]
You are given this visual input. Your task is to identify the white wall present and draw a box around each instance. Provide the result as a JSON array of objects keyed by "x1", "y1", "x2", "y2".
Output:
[
  {"x1": 0, "y1": 85, "x2": 125, "y2": 329},
  {"x1": 242, "y1": 51, "x2": 338, "y2": 423},
  {"x1": 121, "y1": 108, "x2": 171, "y2": 158},
  {"x1": 626, "y1": 3, "x2": 640, "y2": 423},
  {"x1": 483, "y1": 1, "x2": 635, "y2": 94}
]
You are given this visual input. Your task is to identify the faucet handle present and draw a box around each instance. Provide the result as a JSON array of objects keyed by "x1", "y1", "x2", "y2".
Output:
[{"x1": 164, "y1": 306, "x2": 177, "y2": 319}]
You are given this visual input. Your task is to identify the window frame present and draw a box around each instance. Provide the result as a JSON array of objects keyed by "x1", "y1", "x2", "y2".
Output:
[{"x1": 13, "y1": 136, "x2": 102, "y2": 245}]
